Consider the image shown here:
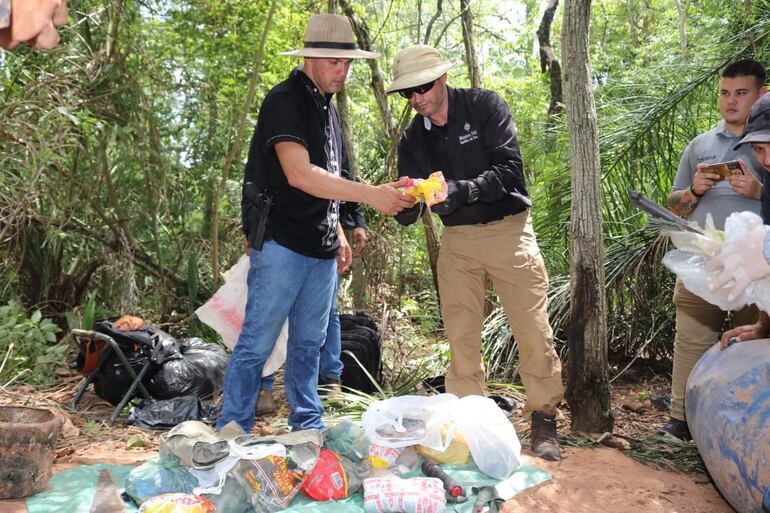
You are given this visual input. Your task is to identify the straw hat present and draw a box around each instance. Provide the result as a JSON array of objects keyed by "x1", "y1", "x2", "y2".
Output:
[
  {"x1": 386, "y1": 45, "x2": 457, "y2": 94},
  {"x1": 281, "y1": 14, "x2": 379, "y2": 59}
]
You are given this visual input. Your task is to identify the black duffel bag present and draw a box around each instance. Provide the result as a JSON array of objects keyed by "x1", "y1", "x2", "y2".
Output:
[{"x1": 339, "y1": 311, "x2": 382, "y2": 393}]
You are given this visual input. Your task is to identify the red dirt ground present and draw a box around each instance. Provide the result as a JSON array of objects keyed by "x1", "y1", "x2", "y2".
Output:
[{"x1": 0, "y1": 379, "x2": 733, "y2": 513}]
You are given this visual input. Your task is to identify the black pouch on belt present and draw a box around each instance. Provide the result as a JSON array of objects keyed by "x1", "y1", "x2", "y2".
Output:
[{"x1": 243, "y1": 181, "x2": 273, "y2": 251}]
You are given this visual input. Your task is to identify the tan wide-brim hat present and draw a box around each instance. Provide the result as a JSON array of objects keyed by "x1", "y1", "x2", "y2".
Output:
[
  {"x1": 386, "y1": 45, "x2": 457, "y2": 94},
  {"x1": 281, "y1": 14, "x2": 379, "y2": 59}
]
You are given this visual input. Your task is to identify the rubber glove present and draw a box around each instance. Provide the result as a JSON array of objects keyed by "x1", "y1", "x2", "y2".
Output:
[
  {"x1": 431, "y1": 180, "x2": 470, "y2": 216},
  {"x1": 394, "y1": 203, "x2": 422, "y2": 226},
  {"x1": 709, "y1": 225, "x2": 770, "y2": 300}
]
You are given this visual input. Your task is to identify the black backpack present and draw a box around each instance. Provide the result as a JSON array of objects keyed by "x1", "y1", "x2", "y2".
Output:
[{"x1": 339, "y1": 311, "x2": 382, "y2": 394}]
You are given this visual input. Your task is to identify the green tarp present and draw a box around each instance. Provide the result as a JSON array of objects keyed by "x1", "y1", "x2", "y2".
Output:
[{"x1": 26, "y1": 460, "x2": 550, "y2": 513}]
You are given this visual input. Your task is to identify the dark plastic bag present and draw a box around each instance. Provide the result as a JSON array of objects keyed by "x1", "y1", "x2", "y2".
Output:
[
  {"x1": 127, "y1": 396, "x2": 221, "y2": 430},
  {"x1": 146, "y1": 338, "x2": 228, "y2": 400}
]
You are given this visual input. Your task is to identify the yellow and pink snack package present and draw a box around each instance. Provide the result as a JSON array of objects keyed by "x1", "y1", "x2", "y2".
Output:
[{"x1": 401, "y1": 171, "x2": 448, "y2": 207}]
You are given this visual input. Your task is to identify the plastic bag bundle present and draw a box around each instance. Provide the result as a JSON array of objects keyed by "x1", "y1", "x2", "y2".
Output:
[
  {"x1": 663, "y1": 211, "x2": 770, "y2": 313},
  {"x1": 362, "y1": 477, "x2": 446, "y2": 513},
  {"x1": 361, "y1": 394, "x2": 521, "y2": 479},
  {"x1": 416, "y1": 427, "x2": 470, "y2": 464},
  {"x1": 124, "y1": 456, "x2": 198, "y2": 505},
  {"x1": 362, "y1": 394, "x2": 456, "y2": 450},
  {"x1": 195, "y1": 255, "x2": 287, "y2": 377},
  {"x1": 127, "y1": 397, "x2": 221, "y2": 430},
  {"x1": 452, "y1": 395, "x2": 520, "y2": 479},
  {"x1": 323, "y1": 420, "x2": 369, "y2": 463},
  {"x1": 367, "y1": 443, "x2": 404, "y2": 469},
  {"x1": 232, "y1": 456, "x2": 302, "y2": 512},
  {"x1": 401, "y1": 171, "x2": 448, "y2": 206},
  {"x1": 301, "y1": 448, "x2": 367, "y2": 500},
  {"x1": 138, "y1": 493, "x2": 214, "y2": 513},
  {"x1": 201, "y1": 475, "x2": 251, "y2": 513},
  {"x1": 146, "y1": 338, "x2": 228, "y2": 400}
]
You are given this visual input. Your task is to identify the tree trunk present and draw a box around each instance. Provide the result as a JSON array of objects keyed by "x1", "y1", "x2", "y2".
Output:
[
  {"x1": 673, "y1": 0, "x2": 689, "y2": 60},
  {"x1": 336, "y1": 84, "x2": 367, "y2": 307},
  {"x1": 211, "y1": 0, "x2": 276, "y2": 288},
  {"x1": 562, "y1": 0, "x2": 613, "y2": 433},
  {"x1": 336, "y1": 85, "x2": 360, "y2": 177},
  {"x1": 537, "y1": 0, "x2": 564, "y2": 122},
  {"x1": 459, "y1": 0, "x2": 482, "y2": 88},
  {"x1": 339, "y1": 3, "x2": 443, "y2": 300},
  {"x1": 424, "y1": 0, "x2": 444, "y2": 44},
  {"x1": 420, "y1": 209, "x2": 441, "y2": 294},
  {"x1": 338, "y1": 0, "x2": 399, "y2": 145}
]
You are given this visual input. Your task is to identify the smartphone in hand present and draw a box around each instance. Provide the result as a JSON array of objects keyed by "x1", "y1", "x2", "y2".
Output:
[{"x1": 698, "y1": 160, "x2": 743, "y2": 180}]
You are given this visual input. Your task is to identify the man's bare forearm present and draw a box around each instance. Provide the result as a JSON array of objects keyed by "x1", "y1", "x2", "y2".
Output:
[{"x1": 667, "y1": 189, "x2": 699, "y2": 218}]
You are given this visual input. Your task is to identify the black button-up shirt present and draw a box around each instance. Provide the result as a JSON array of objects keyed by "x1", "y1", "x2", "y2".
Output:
[{"x1": 242, "y1": 67, "x2": 343, "y2": 259}]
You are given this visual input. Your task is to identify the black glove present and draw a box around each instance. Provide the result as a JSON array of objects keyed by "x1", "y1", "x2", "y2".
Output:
[
  {"x1": 431, "y1": 180, "x2": 470, "y2": 216},
  {"x1": 394, "y1": 202, "x2": 423, "y2": 226}
]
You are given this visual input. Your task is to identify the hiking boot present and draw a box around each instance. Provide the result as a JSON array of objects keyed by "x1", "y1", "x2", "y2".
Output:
[
  {"x1": 255, "y1": 389, "x2": 276, "y2": 416},
  {"x1": 318, "y1": 376, "x2": 342, "y2": 395},
  {"x1": 659, "y1": 418, "x2": 692, "y2": 441},
  {"x1": 531, "y1": 410, "x2": 561, "y2": 461}
]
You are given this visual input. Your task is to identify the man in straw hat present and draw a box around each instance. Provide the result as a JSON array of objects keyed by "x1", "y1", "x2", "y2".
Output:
[
  {"x1": 711, "y1": 92, "x2": 770, "y2": 347},
  {"x1": 389, "y1": 44, "x2": 564, "y2": 460},
  {"x1": 217, "y1": 14, "x2": 413, "y2": 433}
]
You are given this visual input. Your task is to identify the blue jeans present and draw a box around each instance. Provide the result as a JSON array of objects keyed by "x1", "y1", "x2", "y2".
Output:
[
  {"x1": 319, "y1": 274, "x2": 343, "y2": 381},
  {"x1": 262, "y1": 274, "x2": 343, "y2": 391},
  {"x1": 216, "y1": 240, "x2": 336, "y2": 432}
]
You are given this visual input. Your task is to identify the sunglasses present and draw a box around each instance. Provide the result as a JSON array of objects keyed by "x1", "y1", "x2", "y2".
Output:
[{"x1": 398, "y1": 80, "x2": 437, "y2": 99}]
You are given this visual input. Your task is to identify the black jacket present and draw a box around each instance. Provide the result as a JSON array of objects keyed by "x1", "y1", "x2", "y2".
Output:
[{"x1": 396, "y1": 87, "x2": 531, "y2": 226}]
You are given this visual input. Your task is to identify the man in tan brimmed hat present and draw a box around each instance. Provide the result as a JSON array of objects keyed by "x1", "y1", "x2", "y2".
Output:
[
  {"x1": 389, "y1": 44, "x2": 564, "y2": 461},
  {"x1": 217, "y1": 14, "x2": 413, "y2": 434}
]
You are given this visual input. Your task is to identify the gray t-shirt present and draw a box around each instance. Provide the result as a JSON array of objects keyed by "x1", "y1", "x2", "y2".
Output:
[{"x1": 672, "y1": 120, "x2": 762, "y2": 230}]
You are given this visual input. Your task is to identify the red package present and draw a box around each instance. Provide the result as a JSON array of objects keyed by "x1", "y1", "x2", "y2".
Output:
[{"x1": 302, "y1": 449, "x2": 349, "y2": 500}]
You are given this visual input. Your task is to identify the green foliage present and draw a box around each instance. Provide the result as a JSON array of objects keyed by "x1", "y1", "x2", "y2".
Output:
[
  {"x1": 0, "y1": 300, "x2": 63, "y2": 386},
  {"x1": 1, "y1": 0, "x2": 769, "y2": 388}
]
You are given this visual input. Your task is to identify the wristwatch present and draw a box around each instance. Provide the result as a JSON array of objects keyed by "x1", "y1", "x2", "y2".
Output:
[
  {"x1": 689, "y1": 183, "x2": 703, "y2": 198},
  {"x1": 466, "y1": 181, "x2": 480, "y2": 204}
]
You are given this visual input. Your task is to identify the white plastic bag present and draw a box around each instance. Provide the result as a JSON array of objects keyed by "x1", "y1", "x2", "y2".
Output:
[
  {"x1": 663, "y1": 211, "x2": 770, "y2": 314},
  {"x1": 361, "y1": 394, "x2": 457, "y2": 451},
  {"x1": 361, "y1": 394, "x2": 521, "y2": 479},
  {"x1": 453, "y1": 395, "x2": 521, "y2": 479},
  {"x1": 195, "y1": 254, "x2": 287, "y2": 377}
]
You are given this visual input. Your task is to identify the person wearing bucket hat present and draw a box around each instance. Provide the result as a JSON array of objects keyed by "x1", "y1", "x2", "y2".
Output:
[
  {"x1": 661, "y1": 58, "x2": 767, "y2": 442},
  {"x1": 388, "y1": 44, "x2": 564, "y2": 461},
  {"x1": 712, "y1": 91, "x2": 770, "y2": 348},
  {"x1": 217, "y1": 13, "x2": 413, "y2": 434}
]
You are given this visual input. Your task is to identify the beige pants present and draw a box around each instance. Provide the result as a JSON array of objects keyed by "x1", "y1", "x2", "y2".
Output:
[
  {"x1": 670, "y1": 280, "x2": 757, "y2": 420},
  {"x1": 437, "y1": 210, "x2": 564, "y2": 414}
]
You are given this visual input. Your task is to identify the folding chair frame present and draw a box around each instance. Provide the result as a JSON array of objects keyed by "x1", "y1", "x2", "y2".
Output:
[{"x1": 69, "y1": 328, "x2": 159, "y2": 425}]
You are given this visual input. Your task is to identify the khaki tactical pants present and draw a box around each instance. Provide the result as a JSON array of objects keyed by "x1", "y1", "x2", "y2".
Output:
[
  {"x1": 438, "y1": 211, "x2": 564, "y2": 414},
  {"x1": 670, "y1": 280, "x2": 757, "y2": 421}
]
